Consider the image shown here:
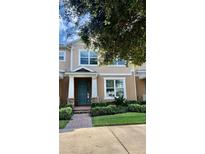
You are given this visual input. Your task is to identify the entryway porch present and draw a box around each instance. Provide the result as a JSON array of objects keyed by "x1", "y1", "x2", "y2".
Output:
[{"x1": 65, "y1": 67, "x2": 98, "y2": 107}]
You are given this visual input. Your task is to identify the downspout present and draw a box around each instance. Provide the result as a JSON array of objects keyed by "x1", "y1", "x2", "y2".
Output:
[
  {"x1": 70, "y1": 45, "x2": 73, "y2": 71},
  {"x1": 133, "y1": 65, "x2": 138, "y2": 100}
]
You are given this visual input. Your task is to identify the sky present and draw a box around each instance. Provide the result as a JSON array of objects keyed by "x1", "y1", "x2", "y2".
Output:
[{"x1": 59, "y1": 1, "x2": 89, "y2": 45}]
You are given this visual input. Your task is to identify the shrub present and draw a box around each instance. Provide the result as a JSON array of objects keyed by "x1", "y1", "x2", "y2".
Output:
[
  {"x1": 91, "y1": 105, "x2": 128, "y2": 116},
  {"x1": 107, "y1": 105, "x2": 118, "y2": 114},
  {"x1": 116, "y1": 105, "x2": 128, "y2": 113},
  {"x1": 125, "y1": 100, "x2": 146, "y2": 106},
  {"x1": 128, "y1": 104, "x2": 141, "y2": 112},
  {"x1": 138, "y1": 101, "x2": 146, "y2": 105},
  {"x1": 59, "y1": 103, "x2": 73, "y2": 109},
  {"x1": 125, "y1": 100, "x2": 138, "y2": 105},
  {"x1": 128, "y1": 104, "x2": 146, "y2": 113},
  {"x1": 91, "y1": 105, "x2": 116, "y2": 116},
  {"x1": 91, "y1": 102, "x2": 114, "y2": 108},
  {"x1": 114, "y1": 96, "x2": 126, "y2": 106},
  {"x1": 59, "y1": 107, "x2": 72, "y2": 120},
  {"x1": 140, "y1": 105, "x2": 146, "y2": 113}
]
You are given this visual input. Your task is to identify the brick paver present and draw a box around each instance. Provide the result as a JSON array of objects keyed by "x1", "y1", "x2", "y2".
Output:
[{"x1": 59, "y1": 113, "x2": 92, "y2": 133}]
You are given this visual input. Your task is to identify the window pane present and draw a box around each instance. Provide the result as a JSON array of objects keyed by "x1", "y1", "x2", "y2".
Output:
[
  {"x1": 112, "y1": 60, "x2": 117, "y2": 65},
  {"x1": 59, "y1": 52, "x2": 65, "y2": 60},
  {"x1": 106, "y1": 89, "x2": 115, "y2": 97},
  {"x1": 115, "y1": 80, "x2": 123, "y2": 88},
  {"x1": 90, "y1": 51, "x2": 97, "y2": 58},
  {"x1": 90, "y1": 58, "x2": 97, "y2": 64},
  {"x1": 80, "y1": 51, "x2": 88, "y2": 58},
  {"x1": 116, "y1": 88, "x2": 124, "y2": 97},
  {"x1": 59, "y1": 52, "x2": 64, "y2": 56},
  {"x1": 112, "y1": 59, "x2": 126, "y2": 65},
  {"x1": 59, "y1": 56, "x2": 64, "y2": 60},
  {"x1": 117, "y1": 59, "x2": 126, "y2": 65},
  {"x1": 106, "y1": 80, "x2": 114, "y2": 88},
  {"x1": 80, "y1": 58, "x2": 88, "y2": 64}
]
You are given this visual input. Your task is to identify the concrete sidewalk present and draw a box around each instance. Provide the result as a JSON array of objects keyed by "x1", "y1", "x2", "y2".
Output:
[{"x1": 59, "y1": 124, "x2": 146, "y2": 154}]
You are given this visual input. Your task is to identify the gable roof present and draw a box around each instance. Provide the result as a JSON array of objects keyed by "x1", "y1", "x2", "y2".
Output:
[{"x1": 72, "y1": 66, "x2": 95, "y2": 73}]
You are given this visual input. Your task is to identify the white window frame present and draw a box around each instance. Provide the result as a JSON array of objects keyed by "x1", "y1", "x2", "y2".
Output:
[
  {"x1": 59, "y1": 50, "x2": 66, "y2": 62},
  {"x1": 79, "y1": 49, "x2": 98, "y2": 66},
  {"x1": 104, "y1": 77, "x2": 127, "y2": 99}
]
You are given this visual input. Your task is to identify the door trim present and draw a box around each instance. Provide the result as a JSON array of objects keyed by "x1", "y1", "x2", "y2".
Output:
[{"x1": 74, "y1": 77, "x2": 91, "y2": 106}]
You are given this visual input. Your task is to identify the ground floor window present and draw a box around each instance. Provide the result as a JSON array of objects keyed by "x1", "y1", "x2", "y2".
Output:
[{"x1": 104, "y1": 78, "x2": 126, "y2": 99}]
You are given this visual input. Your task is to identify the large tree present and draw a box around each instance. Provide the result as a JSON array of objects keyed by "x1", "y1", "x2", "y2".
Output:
[{"x1": 63, "y1": 0, "x2": 146, "y2": 65}]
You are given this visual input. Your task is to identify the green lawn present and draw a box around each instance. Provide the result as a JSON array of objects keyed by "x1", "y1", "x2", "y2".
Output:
[
  {"x1": 92, "y1": 112, "x2": 146, "y2": 126},
  {"x1": 59, "y1": 120, "x2": 69, "y2": 129}
]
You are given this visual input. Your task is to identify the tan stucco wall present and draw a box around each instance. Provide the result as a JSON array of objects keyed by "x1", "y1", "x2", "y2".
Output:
[
  {"x1": 126, "y1": 75, "x2": 137, "y2": 100},
  {"x1": 135, "y1": 77, "x2": 146, "y2": 100},
  {"x1": 59, "y1": 77, "x2": 69, "y2": 104},
  {"x1": 71, "y1": 41, "x2": 133, "y2": 74},
  {"x1": 59, "y1": 47, "x2": 70, "y2": 71},
  {"x1": 97, "y1": 76, "x2": 105, "y2": 102}
]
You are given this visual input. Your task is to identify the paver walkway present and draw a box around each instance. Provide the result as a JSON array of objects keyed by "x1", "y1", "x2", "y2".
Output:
[{"x1": 59, "y1": 113, "x2": 92, "y2": 133}]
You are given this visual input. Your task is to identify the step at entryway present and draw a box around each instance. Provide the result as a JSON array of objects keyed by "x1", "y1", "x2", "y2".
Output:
[{"x1": 73, "y1": 106, "x2": 91, "y2": 114}]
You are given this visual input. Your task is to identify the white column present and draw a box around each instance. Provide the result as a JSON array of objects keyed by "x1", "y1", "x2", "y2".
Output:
[
  {"x1": 92, "y1": 77, "x2": 98, "y2": 98},
  {"x1": 68, "y1": 76, "x2": 74, "y2": 98}
]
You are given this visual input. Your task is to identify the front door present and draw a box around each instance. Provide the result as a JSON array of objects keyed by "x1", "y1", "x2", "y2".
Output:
[{"x1": 77, "y1": 79, "x2": 91, "y2": 105}]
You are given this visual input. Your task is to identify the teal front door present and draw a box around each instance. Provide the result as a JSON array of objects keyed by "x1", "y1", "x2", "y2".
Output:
[{"x1": 77, "y1": 79, "x2": 91, "y2": 105}]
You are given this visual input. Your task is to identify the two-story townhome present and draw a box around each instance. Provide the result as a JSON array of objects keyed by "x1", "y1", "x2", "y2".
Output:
[{"x1": 59, "y1": 39, "x2": 146, "y2": 107}]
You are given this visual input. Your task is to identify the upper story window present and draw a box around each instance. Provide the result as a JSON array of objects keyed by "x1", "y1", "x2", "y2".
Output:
[
  {"x1": 59, "y1": 51, "x2": 66, "y2": 62},
  {"x1": 80, "y1": 50, "x2": 98, "y2": 65},
  {"x1": 112, "y1": 59, "x2": 126, "y2": 66}
]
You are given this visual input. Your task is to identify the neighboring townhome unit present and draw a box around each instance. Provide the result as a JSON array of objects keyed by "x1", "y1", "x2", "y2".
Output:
[
  {"x1": 135, "y1": 63, "x2": 146, "y2": 101},
  {"x1": 59, "y1": 39, "x2": 145, "y2": 106}
]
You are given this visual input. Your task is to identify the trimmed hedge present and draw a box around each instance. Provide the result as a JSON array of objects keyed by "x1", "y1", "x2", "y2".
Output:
[
  {"x1": 128, "y1": 104, "x2": 146, "y2": 113},
  {"x1": 140, "y1": 105, "x2": 146, "y2": 113},
  {"x1": 125, "y1": 100, "x2": 146, "y2": 105},
  {"x1": 91, "y1": 105, "x2": 128, "y2": 116},
  {"x1": 91, "y1": 105, "x2": 115, "y2": 116},
  {"x1": 59, "y1": 107, "x2": 72, "y2": 120},
  {"x1": 91, "y1": 102, "x2": 114, "y2": 108}
]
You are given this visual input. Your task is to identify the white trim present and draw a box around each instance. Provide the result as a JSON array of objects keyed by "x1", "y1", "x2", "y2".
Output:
[
  {"x1": 103, "y1": 77, "x2": 127, "y2": 99},
  {"x1": 59, "y1": 72, "x2": 64, "y2": 79},
  {"x1": 65, "y1": 72, "x2": 98, "y2": 78},
  {"x1": 78, "y1": 49, "x2": 99, "y2": 66},
  {"x1": 59, "y1": 69, "x2": 65, "y2": 73},
  {"x1": 107, "y1": 65, "x2": 126, "y2": 67},
  {"x1": 134, "y1": 73, "x2": 137, "y2": 100},
  {"x1": 72, "y1": 66, "x2": 95, "y2": 72},
  {"x1": 70, "y1": 46, "x2": 73, "y2": 71},
  {"x1": 99, "y1": 73, "x2": 132, "y2": 76},
  {"x1": 107, "y1": 59, "x2": 127, "y2": 67},
  {"x1": 59, "y1": 50, "x2": 66, "y2": 62},
  {"x1": 68, "y1": 76, "x2": 74, "y2": 98},
  {"x1": 135, "y1": 70, "x2": 146, "y2": 79},
  {"x1": 92, "y1": 77, "x2": 98, "y2": 98}
]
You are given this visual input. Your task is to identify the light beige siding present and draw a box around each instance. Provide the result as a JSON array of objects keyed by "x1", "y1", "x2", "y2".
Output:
[
  {"x1": 135, "y1": 77, "x2": 146, "y2": 100},
  {"x1": 97, "y1": 76, "x2": 104, "y2": 102},
  {"x1": 59, "y1": 77, "x2": 69, "y2": 104},
  {"x1": 126, "y1": 75, "x2": 137, "y2": 100},
  {"x1": 59, "y1": 47, "x2": 70, "y2": 71},
  {"x1": 71, "y1": 41, "x2": 133, "y2": 74}
]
